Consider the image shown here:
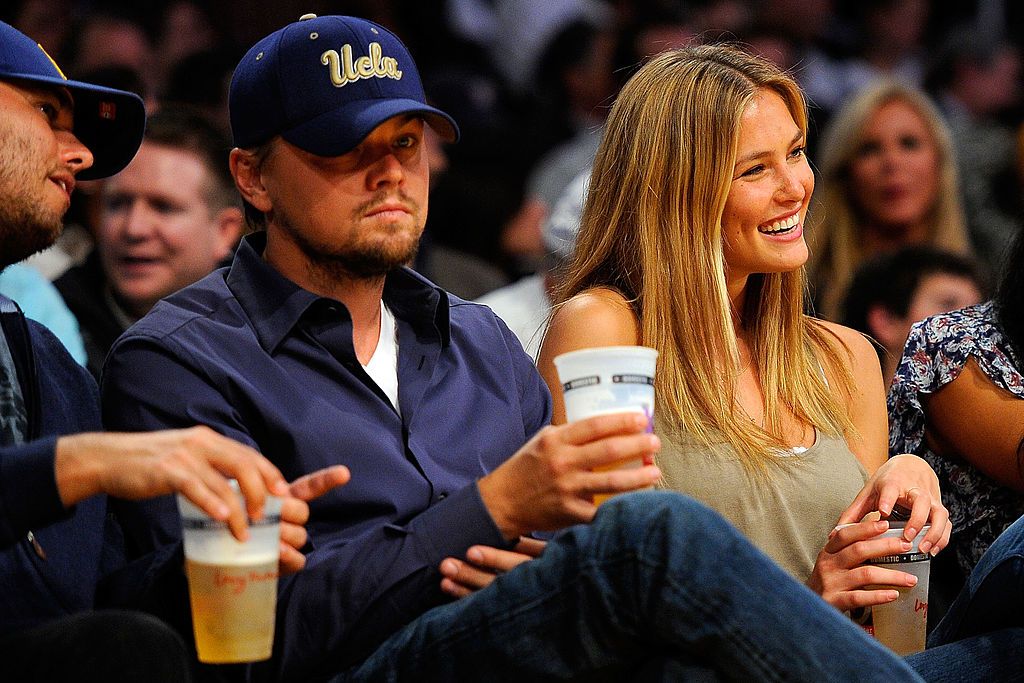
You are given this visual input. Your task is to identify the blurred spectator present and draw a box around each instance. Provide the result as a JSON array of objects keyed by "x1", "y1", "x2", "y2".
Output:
[
  {"x1": 928, "y1": 27, "x2": 1024, "y2": 271},
  {"x1": 841, "y1": 246, "x2": 987, "y2": 384},
  {"x1": 153, "y1": 0, "x2": 219, "y2": 87},
  {"x1": 162, "y1": 48, "x2": 239, "y2": 134},
  {"x1": 422, "y1": 6, "x2": 611, "y2": 271},
  {"x1": 56, "y1": 107, "x2": 242, "y2": 377},
  {"x1": 415, "y1": 127, "x2": 510, "y2": 299},
  {"x1": 8, "y1": 0, "x2": 74, "y2": 60},
  {"x1": 889, "y1": 227, "x2": 1024, "y2": 615},
  {"x1": 616, "y1": 2, "x2": 698, "y2": 65},
  {"x1": 447, "y1": 0, "x2": 612, "y2": 98},
  {"x1": 68, "y1": 9, "x2": 155, "y2": 90},
  {"x1": 819, "y1": 0, "x2": 930, "y2": 109},
  {"x1": 755, "y1": 0, "x2": 846, "y2": 112},
  {"x1": 808, "y1": 80, "x2": 974, "y2": 319},
  {"x1": 499, "y1": 16, "x2": 618, "y2": 267},
  {"x1": 478, "y1": 166, "x2": 587, "y2": 358},
  {"x1": 743, "y1": 24, "x2": 798, "y2": 71}
]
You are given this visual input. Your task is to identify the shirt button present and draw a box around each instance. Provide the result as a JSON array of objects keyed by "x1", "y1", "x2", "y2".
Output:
[
  {"x1": 438, "y1": 492, "x2": 448, "y2": 500},
  {"x1": 27, "y1": 531, "x2": 46, "y2": 560}
]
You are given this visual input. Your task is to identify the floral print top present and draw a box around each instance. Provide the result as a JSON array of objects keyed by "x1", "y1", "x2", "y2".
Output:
[{"x1": 889, "y1": 301, "x2": 1024, "y2": 577}]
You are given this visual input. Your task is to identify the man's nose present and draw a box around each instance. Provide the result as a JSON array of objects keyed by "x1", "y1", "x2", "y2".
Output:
[{"x1": 59, "y1": 130, "x2": 94, "y2": 175}]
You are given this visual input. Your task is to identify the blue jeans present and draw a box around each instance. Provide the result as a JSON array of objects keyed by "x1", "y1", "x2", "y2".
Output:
[
  {"x1": 342, "y1": 491, "x2": 920, "y2": 682},
  {"x1": 903, "y1": 512, "x2": 1024, "y2": 682}
]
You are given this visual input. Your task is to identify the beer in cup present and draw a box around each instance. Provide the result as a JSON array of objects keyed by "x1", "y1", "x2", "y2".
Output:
[
  {"x1": 553, "y1": 345, "x2": 658, "y2": 504},
  {"x1": 178, "y1": 481, "x2": 282, "y2": 663}
]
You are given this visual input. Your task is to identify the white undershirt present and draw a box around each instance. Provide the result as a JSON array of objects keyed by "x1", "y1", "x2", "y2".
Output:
[{"x1": 361, "y1": 301, "x2": 401, "y2": 415}]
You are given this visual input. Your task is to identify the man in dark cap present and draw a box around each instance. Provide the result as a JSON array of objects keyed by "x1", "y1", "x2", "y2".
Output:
[{"x1": 0, "y1": 20, "x2": 348, "y2": 680}]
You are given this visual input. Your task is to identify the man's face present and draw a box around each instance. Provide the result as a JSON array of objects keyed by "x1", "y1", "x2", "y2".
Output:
[
  {"x1": 255, "y1": 114, "x2": 429, "y2": 282},
  {"x1": 0, "y1": 79, "x2": 93, "y2": 266},
  {"x1": 98, "y1": 140, "x2": 238, "y2": 317}
]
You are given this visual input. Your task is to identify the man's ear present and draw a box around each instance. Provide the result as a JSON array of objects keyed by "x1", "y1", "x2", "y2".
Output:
[
  {"x1": 229, "y1": 147, "x2": 271, "y2": 212},
  {"x1": 211, "y1": 206, "x2": 244, "y2": 261},
  {"x1": 866, "y1": 304, "x2": 904, "y2": 351}
]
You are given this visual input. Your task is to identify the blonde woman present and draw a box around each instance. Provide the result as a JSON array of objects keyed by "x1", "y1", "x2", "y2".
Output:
[
  {"x1": 808, "y1": 80, "x2": 973, "y2": 320},
  {"x1": 537, "y1": 44, "x2": 951, "y2": 613}
]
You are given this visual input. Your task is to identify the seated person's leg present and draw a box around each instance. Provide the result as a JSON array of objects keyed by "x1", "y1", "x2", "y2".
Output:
[
  {"x1": 345, "y1": 491, "x2": 921, "y2": 682},
  {"x1": 906, "y1": 627, "x2": 1024, "y2": 683},
  {"x1": 0, "y1": 610, "x2": 190, "y2": 682},
  {"x1": 928, "y1": 513, "x2": 1024, "y2": 647}
]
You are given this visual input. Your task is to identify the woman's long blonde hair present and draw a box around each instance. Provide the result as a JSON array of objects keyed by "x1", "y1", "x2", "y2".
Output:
[
  {"x1": 555, "y1": 44, "x2": 855, "y2": 470},
  {"x1": 808, "y1": 80, "x2": 971, "y2": 319}
]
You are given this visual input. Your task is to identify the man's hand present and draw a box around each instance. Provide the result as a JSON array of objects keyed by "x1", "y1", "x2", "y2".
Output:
[
  {"x1": 477, "y1": 412, "x2": 661, "y2": 539},
  {"x1": 439, "y1": 537, "x2": 546, "y2": 598},
  {"x1": 57, "y1": 427, "x2": 291, "y2": 541},
  {"x1": 278, "y1": 466, "x2": 350, "y2": 574}
]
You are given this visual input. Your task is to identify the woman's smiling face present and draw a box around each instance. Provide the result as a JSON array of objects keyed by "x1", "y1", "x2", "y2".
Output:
[{"x1": 721, "y1": 88, "x2": 814, "y2": 286}]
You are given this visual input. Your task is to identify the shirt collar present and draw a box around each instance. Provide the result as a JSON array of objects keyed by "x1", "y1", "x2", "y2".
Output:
[{"x1": 226, "y1": 233, "x2": 451, "y2": 353}]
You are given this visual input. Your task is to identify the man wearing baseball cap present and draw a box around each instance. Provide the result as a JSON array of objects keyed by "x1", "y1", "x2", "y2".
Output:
[
  {"x1": 102, "y1": 15, "x2": 927, "y2": 681},
  {"x1": 0, "y1": 20, "x2": 349, "y2": 680}
]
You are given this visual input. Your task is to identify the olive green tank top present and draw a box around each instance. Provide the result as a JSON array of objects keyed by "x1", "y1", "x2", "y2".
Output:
[{"x1": 655, "y1": 425, "x2": 868, "y2": 582}]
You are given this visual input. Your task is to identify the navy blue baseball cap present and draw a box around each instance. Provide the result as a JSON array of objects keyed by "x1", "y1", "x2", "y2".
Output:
[
  {"x1": 229, "y1": 14, "x2": 458, "y2": 156},
  {"x1": 0, "y1": 20, "x2": 145, "y2": 180}
]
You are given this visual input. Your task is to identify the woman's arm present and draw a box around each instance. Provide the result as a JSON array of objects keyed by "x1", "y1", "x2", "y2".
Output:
[
  {"x1": 816, "y1": 320, "x2": 889, "y2": 475},
  {"x1": 808, "y1": 323, "x2": 950, "y2": 609},
  {"x1": 924, "y1": 357, "x2": 1024, "y2": 492},
  {"x1": 537, "y1": 288, "x2": 641, "y2": 424}
]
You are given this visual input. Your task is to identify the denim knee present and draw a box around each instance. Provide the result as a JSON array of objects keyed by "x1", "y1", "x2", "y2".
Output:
[{"x1": 593, "y1": 490, "x2": 728, "y2": 537}]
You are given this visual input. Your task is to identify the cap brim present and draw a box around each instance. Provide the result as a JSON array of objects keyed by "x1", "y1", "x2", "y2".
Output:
[
  {"x1": 5, "y1": 72, "x2": 145, "y2": 180},
  {"x1": 282, "y1": 97, "x2": 458, "y2": 157}
]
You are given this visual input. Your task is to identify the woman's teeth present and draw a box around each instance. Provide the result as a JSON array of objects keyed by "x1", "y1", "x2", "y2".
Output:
[{"x1": 759, "y1": 214, "x2": 799, "y2": 234}]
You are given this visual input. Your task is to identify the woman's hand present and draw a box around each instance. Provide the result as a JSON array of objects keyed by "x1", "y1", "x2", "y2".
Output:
[
  {"x1": 807, "y1": 519, "x2": 920, "y2": 611},
  {"x1": 439, "y1": 537, "x2": 547, "y2": 598},
  {"x1": 837, "y1": 454, "x2": 951, "y2": 555}
]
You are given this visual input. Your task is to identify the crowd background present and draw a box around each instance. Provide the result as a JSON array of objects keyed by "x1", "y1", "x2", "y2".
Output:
[{"x1": 4, "y1": 0, "x2": 1023, "y2": 314}]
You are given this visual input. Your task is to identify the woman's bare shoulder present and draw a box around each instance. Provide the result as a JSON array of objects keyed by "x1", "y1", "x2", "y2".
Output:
[
  {"x1": 811, "y1": 318, "x2": 878, "y2": 368},
  {"x1": 548, "y1": 287, "x2": 640, "y2": 349}
]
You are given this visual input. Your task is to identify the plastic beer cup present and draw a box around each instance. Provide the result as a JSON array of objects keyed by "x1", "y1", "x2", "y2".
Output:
[
  {"x1": 868, "y1": 524, "x2": 931, "y2": 656},
  {"x1": 178, "y1": 481, "x2": 282, "y2": 663},
  {"x1": 553, "y1": 346, "x2": 658, "y2": 504}
]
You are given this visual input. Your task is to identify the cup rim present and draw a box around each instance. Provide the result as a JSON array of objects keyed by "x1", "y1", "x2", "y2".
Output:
[{"x1": 553, "y1": 345, "x2": 659, "y2": 366}]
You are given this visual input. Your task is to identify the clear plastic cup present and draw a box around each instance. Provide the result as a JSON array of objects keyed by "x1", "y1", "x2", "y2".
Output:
[
  {"x1": 177, "y1": 481, "x2": 282, "y2": 663},
  {"x1": 868, "y1": 524, "x2": 931, "y2": 656},
  {"x1": 553, "y1": 346, "x2": 658, "y2": 503}
]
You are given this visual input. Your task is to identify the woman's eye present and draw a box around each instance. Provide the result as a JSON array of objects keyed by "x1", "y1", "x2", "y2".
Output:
[
  {"x1": 740, "y1": 164, "x2": 765, "y2": 178},
  {"x1": 789, "y1": 145, "x2": 806, "y2": 159}
]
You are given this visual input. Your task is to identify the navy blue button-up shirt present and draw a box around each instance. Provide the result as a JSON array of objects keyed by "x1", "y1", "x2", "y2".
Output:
[{"x1": 101, "y1": 233, "x2": 551, "y2": 680}]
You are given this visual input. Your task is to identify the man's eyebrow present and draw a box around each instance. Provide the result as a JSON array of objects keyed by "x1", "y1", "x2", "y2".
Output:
[{"x1": 734, "y1": 130, "x2": 804, "y2": 166}]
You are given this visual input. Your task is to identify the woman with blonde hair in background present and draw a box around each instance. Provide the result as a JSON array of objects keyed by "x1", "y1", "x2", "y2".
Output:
[
  {"x1": 808, "y1": 80, "x2": 974, "y2": 320},
  {"x1": 537, "y1": 44, "x2": 950, "y2": 613}
]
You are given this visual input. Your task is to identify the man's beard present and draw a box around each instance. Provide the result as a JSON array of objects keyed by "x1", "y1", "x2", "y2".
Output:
[
  {"x1": 0, "y1": 131, "x2": 64, "y2": 267},
  {"x1": 0, "y1": 201, "x2": 62, "y2": 268},
  {"x1": 295, "y1": 230, "x2": 420, "y2": 283},
  {"x1": 277, "y1": 194, "x2": 422, "y2": 283}
]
